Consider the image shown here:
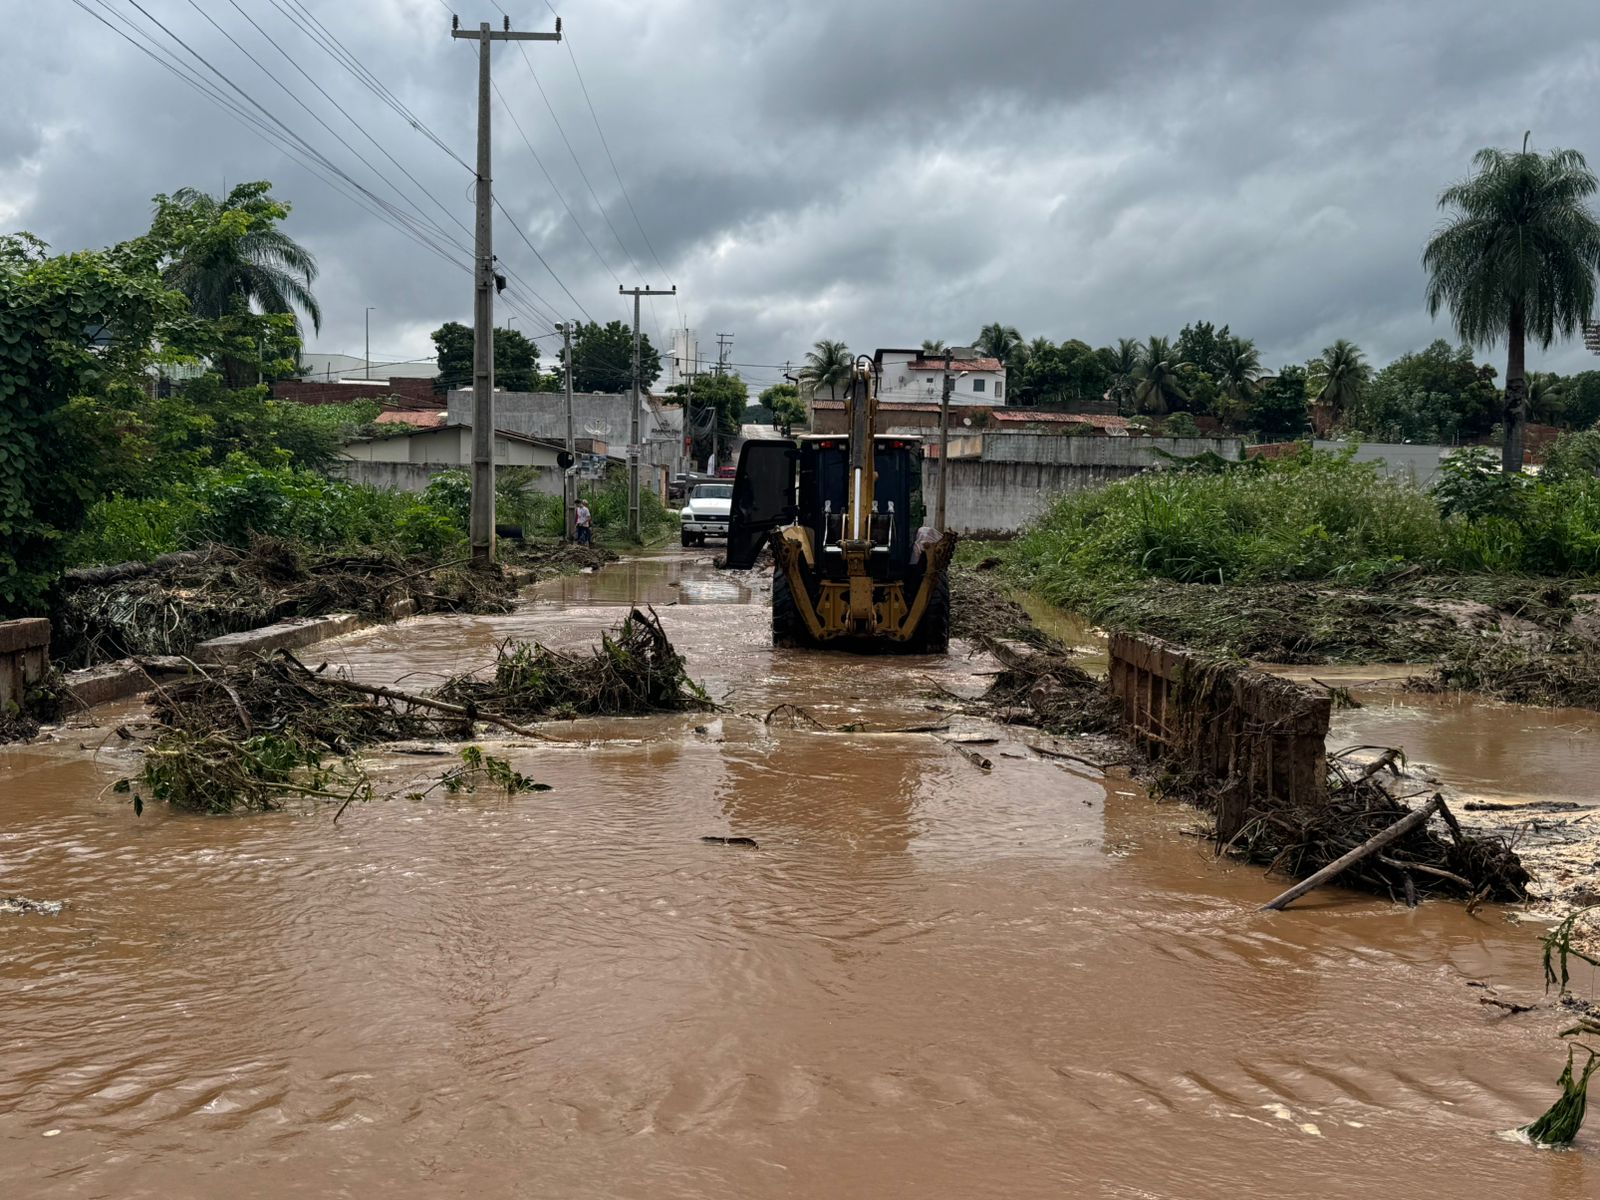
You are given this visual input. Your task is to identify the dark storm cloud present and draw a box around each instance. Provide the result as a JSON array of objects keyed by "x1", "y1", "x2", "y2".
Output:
[{"x1": 5, "y1": 0, "x2": 1600, "y2": 374}]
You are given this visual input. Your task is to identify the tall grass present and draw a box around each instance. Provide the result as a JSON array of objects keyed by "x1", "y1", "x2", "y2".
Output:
[{"x1": 1009, "y1": 451, "x2": 1600, "y2": 608}]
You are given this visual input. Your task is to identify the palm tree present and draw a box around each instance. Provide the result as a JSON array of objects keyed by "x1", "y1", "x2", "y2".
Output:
[
  {"x1": 1104, "y1": 337, "x2": 1141, "y2": 414},
  {"x1": 1132, "y1": 335, "x2": 1188, "y2": 416},
  {"x1": 161, "y1": 183, "x2": 322, "y2": 338},
  {"x1": 1307, "y1": 339, "x2": 1368, "y2": 434},
  {"x1": 1424, "y1": 138, "x2": 1600, "y2": 471},
  {"x1": 975, "y1": 321, "x2": 1025, "y2": 368},
  {"x1": 799, "y1": 338, "x2": 853, "y2": 400},
  {"x1": 1214, "y1": 335, "x2": 1263, "y2": 401},
  {"x1": 920, "y1": 338, "x2": 946, "y2": 356}
]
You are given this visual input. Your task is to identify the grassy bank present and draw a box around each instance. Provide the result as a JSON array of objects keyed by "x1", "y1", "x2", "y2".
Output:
[{"x1": 998, "y1": 448, "x2": 1600, "y2": 675}]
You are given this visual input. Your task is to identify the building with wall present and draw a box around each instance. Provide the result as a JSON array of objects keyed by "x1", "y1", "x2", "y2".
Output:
[{"x1": 873, "y1": 348, "x2": 1008, "y2": 405}]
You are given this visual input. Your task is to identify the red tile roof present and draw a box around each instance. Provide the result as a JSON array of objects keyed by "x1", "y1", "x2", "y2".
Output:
[
  {"x1": 906, "y1": 358, "x2": 1003, "y2": 373},
  {"x1": 992, "y1": 410, "x2": 1130, "y2": 430},
  {"x1": 375, "y1": 409, "x2": 447, "y2": 429}
]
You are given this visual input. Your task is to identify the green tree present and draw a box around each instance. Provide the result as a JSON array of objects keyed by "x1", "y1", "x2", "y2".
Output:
[
  {"x1": 1176, "y1": 320, "x2": 1230, "y2": 376},
  {"x1": 1424, "y1": 139, "x2": 1600, "y2": 471},
  {"x1": 800, "y1": 338, "x2": 853, "y2": 400},
  {"x1": 1353, "y1": 340, "x2": 1497, "y2": 442},
  {"x1": 759, "y1": 382, "x2": 805, "y2": 432},
  {"x1": 571, "y1": 319, "x2": 660, "y2": 393},
  {"x1": 920, "y1": 338, "x2": 946, "y2": 355},
  {"x1": 1101, "y1": 337, "x2": 1141, "y2": 415},
  {"x1": 430, "y1": 321, "x2": 546, "y2": 392},
  {"x1": 976, "y1": 321, "x2": 1026, "y2": 371},
  {"x1": 154, "y1": 183, "x2": 320, "y2": 384},
  {"x1": 1307, "y1": 339, "x2": 1369, "y2": 433},
  {"x1": 1250, "y1": 365, "x2": 1310, "y2": 442},
  {"x1": 1561, "y1": 371, "x2": 1600, "y2": 428},
  {"x1": 1213, "y1": 335, "x2": 1263, "y2": 410},
  {"x1": 664, "y1": 372, "x2": 747, "y2": 462},
  {"x1": 0, "y1": 232, "x2": 187, "y2": 612},
  {"x1": 1133, "y1": 335, "x2": 1188, "y2": 415},
  {"x1": 1021, "y1": 339, "x2": 1108, "y2": 408}
]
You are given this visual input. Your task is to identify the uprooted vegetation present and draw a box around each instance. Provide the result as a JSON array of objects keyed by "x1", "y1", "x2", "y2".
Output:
[
  {"x1": 54, "y1": 539, "x2": 516, "y2": 668},
  {"x1": 1409, "y1": 639, "x2": 1600, "y2": 709},
  {"x1": 120, "y1": 607, "x2": 711, "y2": 814}
]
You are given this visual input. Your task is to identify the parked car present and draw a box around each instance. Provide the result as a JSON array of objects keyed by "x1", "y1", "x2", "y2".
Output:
[
  {"x1": 716, "y1": 465, "x2": 737, "y2": 478},
  {"x1": 680, "y1": 482, "x2": 733, "y2": 546}
]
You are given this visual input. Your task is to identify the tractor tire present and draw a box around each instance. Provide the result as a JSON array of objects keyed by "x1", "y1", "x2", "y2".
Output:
[
  {"x1": 770, "y1": 565, "x2": 809, "y2": 648},
  {"x1": 906, "y1": 570, "x2": 951, "y2": 654}
]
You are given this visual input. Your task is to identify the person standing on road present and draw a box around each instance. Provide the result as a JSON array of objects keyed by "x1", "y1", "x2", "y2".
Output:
[{"x1": 574, "y1": 498, "x2": 592, "y2": 545}]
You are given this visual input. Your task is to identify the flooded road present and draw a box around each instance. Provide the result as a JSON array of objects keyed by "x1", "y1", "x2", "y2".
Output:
[{"x1": 3, "y1": 550, "x2": 1596, "y2": 1198}]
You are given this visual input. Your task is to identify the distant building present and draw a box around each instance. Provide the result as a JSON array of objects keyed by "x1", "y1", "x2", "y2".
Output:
[{"x1": 872, "y1": 348, "x2": 1007, "y2": 406}]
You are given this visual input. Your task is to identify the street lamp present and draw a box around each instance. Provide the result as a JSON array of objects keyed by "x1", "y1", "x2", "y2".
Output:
[{"x1": 364, "y1": 306, "x2": 375, "y2": 379}]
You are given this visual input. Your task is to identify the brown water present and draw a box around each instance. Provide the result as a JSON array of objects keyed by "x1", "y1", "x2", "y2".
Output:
[{"x1": 3, "y1": 552, "x2": 1596, "y2": 1199}]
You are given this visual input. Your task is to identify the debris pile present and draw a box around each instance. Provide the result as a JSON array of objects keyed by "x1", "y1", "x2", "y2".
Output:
[
  {"x1": 949, "y1": 561, "x2": 1049, "y2": 646},
  {"x1": 123, "y1": 607, "x2": 711, "y2": 813},
  {"x1": 441, "y1": 606, "x2": 713, "y2": 719},
  {"x1": 1248, "y1": 751, "x2": 1528, "y2": 903},
  {"x1": 55, "y1": 539, "x2": 516, "y2": 668},
  {"x1": 976, "y1": 636, "x2": 1121, "y2": 734},
  {"x1": 1410, "y1": 640, "x2": 1600, "y2": 710}
]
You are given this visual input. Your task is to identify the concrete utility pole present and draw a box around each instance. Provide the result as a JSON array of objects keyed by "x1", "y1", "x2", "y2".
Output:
[
  {"x1": 451, "y1": 15, "x2": 561, "y2": 564},
  {"x1": 715, "y1": 332, "x2": 732, "y2": 376},
  {"x1": 620, "y1": 284, "x2": 676, "y2": 540},
  {"x1": 365, "y1": 306, "x2": 374, "y2": 378},
  {"x1": 938, "y1": 351, "x2": 953, "y2": 530},
  {"x1": 559, "y1": 320, "x2": 577, "y2": 540}
]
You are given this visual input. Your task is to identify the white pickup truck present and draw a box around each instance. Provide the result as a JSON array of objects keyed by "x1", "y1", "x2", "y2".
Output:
[{"x1": 679, "y1": 482, "x2": 732, "y2": 546}]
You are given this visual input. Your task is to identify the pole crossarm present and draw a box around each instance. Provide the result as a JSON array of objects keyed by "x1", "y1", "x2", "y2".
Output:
[{"x1": 454, "y1": 17, "x2": 560, "y2": 563}]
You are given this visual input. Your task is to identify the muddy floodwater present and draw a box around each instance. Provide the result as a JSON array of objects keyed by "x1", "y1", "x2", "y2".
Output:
[{"x1": 3, "y1": 551, "x2": 1597, "y2": 1198}]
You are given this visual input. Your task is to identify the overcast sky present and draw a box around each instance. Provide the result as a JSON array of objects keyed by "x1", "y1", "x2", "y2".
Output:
[{"x1": 6, "y1": 0, "x2": 1600, "y2": 389}]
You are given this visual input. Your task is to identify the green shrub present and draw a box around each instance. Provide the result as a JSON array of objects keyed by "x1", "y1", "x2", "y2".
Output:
[
  {"x1": 66, "y1": 458, "x2": 469, "y2": 567},
  {"x1": 1011, "y1": 451, "x2": 1447, "y2": 594}
]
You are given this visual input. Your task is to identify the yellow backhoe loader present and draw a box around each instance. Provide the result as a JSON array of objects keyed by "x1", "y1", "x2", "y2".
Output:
[{"x1": 724, "y1": 360, "x2": 956, "y2": 652}]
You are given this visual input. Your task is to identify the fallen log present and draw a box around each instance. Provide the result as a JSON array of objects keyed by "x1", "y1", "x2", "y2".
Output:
[{"x1": 1260, "y1": 795, "x2": 1446, "y2": 912}]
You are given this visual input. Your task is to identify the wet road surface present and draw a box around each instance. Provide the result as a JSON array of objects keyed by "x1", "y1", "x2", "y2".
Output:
[{"x1": 2, "y1": 549, "x2": 1596, "y2": 1198}]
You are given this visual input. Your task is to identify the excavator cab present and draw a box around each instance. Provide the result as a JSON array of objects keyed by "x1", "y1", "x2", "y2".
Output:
[{"x1": 725, "y1": 362, "x2": 956, "y2": 652}]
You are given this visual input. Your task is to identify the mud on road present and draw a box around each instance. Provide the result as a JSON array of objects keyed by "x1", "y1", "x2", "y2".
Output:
[{"x1": 2, "y1": 548, "x2": 1597, "y2": 1198}]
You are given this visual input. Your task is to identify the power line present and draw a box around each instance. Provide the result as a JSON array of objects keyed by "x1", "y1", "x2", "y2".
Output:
[
  {"x1": 490, "y1": 76, "x2": 622, "y2": 288},
  {"x1": 76, "y1": 0, "x2": 471, "y2": 277},
  {"x1": 220, "y1": 0, "x2": 471, "y2": 250},
  {"x1": 271, "y1": 0, "x2": 474, "y2": 174}
]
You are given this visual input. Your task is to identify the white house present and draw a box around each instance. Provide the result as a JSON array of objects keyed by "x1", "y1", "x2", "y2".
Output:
[{"x1": 873, "y1": 348, "x2": 1008, "y2": 406}]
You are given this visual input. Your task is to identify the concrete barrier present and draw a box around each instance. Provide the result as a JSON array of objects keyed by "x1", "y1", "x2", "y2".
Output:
[
  {"x1": 1107, "y1": 632, "x2": 1330, "y2": 842},
  {"x1": 0, "y1": 618, "x2": 51, "y2": 710}
]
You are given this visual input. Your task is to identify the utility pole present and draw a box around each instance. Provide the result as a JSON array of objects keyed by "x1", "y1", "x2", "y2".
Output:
[
  {"x1": 620, "y1": 284, "x2": 676, "y2": 540},
  {"x1": 715, "y1": 332, "x2": 732, "y2": 376},
  {"x1": 938, "y1": 351, "x2": 953, "y2": 530},
  {"x1": 451, "y1": 15, "x2": 561, "y2": 564},
  {"x1": 365, "y1": 306, "x2": 374, "y2": 379},
  {"x1": 560, "y1": 320, "x2": 577, "y2": 540}
]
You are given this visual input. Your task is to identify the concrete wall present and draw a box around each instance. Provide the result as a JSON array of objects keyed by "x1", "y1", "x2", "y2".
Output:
[
  {"x1": 449, "y1": 390, "x2": 682, "y2": 472},
  {"x1": 330, "y1": 458, "x2": 564, "y2": 496},
  {"x1": 926, "y1": 434, "x2": 1245, "y2": 535},
  {"x1": 1312, "y1": 440, "x2": 1450, "y2": 486},
  {"x1": 979, "y1": 432, "x2": 1242, "y2": 465},
  {"x1": 0, "y1": 618, "x2": 50, "y2": 711},
  {"x1": 341, "y1": 427, "x2": 560, "y2": 467}
]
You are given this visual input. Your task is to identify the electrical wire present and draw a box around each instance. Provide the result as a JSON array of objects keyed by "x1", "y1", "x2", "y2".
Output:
[{"x1": 76, "y1": 0, "x2": 471, "y2": 279}]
